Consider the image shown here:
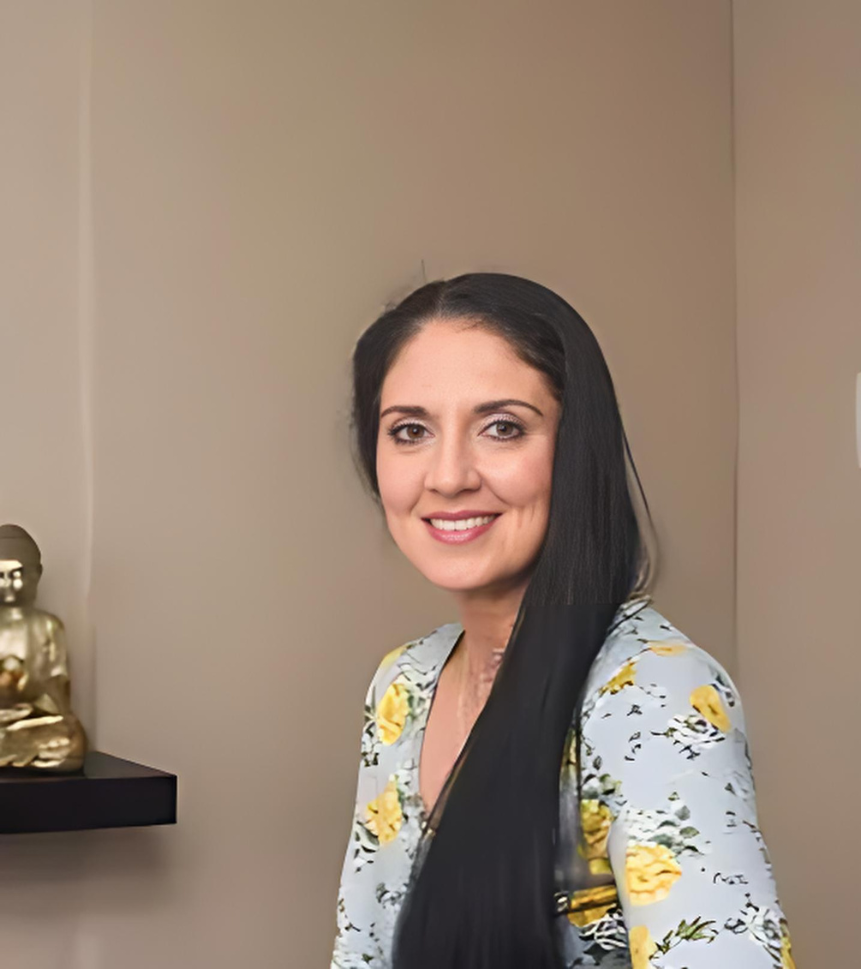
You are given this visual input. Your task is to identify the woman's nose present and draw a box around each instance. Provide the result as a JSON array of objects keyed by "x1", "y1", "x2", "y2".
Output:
[{"x1": 424, "y1": 439, "x2": 481, "y2": 493}]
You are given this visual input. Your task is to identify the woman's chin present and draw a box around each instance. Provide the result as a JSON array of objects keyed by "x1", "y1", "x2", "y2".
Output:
[{"x1": 420, "y1": 567, "x2": 514, "y2": 597}]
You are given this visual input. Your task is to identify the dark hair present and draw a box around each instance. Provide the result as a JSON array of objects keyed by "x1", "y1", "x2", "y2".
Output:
[{"x1": 349, "y1": 272, "x2": 659, "y2": 969}]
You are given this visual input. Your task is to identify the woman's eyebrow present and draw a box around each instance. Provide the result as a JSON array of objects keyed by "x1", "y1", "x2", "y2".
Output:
[{"x1": 379, "y1": 398, "x2": 544, "y2": 419}]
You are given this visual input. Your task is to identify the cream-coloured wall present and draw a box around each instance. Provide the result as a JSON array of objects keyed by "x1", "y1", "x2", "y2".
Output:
[
  {"x1": 733, "y1": 1, "x2": 860, "y2": 965},
  {"x1": 0, "y1": 1, "x2": 99, "y2": 966},
  {"x1": 1, "y1": 2, "x2": 743, "y2": 966},
  {"x1": 0, "y1": 0, "x2": 94, "y2": 734}
]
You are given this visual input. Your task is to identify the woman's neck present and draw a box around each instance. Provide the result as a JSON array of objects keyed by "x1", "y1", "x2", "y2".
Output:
[
  {"x1": 450, "y1": 611, "x2": 518, "y2": 718},
  {"x1": 449, "y1": 580, "x2": 526, "y2": 712},
  {"x1": 454, "y1": 631, "x2": 507, "y2": 690}
]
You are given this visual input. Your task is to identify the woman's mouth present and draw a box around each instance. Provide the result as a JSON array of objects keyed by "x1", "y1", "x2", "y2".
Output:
[{"x1": 422, "y1": 513, "x2": 501, "y2": 544}]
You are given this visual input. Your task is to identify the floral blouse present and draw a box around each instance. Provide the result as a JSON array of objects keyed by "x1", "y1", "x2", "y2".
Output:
[{"x1": 330, "y1": 599, "x2": 796, "y2": 968}]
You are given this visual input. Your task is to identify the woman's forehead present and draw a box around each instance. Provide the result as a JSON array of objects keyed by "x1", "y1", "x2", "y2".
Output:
[{"x1": 382, "y1": 325, "x2": 545, "y2": 403}]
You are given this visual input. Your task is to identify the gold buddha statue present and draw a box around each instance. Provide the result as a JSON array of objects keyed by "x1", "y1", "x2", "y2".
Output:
[{"x1": 0, "y1": 523, "x2": 87, "y2": 771}]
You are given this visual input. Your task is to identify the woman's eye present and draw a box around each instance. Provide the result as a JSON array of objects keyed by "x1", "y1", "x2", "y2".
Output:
[
  {"x1": 390, "y1": 423, "x2": 428, "y2": 444},
  {"x1": 485, "y1": 420, "x2": 524, "y2": 440},
  {"x1": 387, "y1": 419, "x2": 525, "y2": 446}
]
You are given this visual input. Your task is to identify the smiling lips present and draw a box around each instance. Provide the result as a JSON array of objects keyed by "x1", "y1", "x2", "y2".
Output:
[{"x1": 422, "y1": 513, "x2": 502, "y2": 544}]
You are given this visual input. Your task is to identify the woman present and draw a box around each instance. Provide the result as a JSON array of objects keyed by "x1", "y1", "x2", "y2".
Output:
[{"x1": 330, "y1": 273, "x2": 795, "y2": 969}]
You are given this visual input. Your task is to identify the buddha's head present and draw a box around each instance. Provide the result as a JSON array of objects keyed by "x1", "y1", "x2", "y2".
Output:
[{"x1": 0, "y1": 524, "x2": 42, "y2": 606}]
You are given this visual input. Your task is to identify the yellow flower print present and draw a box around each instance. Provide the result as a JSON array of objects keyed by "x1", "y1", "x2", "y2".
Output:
[
  {"x1": 378, "y1": 642, "x2": 408, "y2": 673},
  {"x1": 599, "y1": 658, "x2": 637, "y2": 695},
  {"x1": 376, "y1": 679, "x2": 410, "y2": 745},
  {"x1": 579, "y1": 799, "x2": 613, "y2": 863},
  {"x1": 626, "y1": 843, "x2": 682, "y2": 905},
  {"x1": 364, "y1": 775, "x2": 403, "y2": 845},
  {"x1": 690, "y1": 684, "x2": 731, "y2": 732},
  {"x1": 647, "y1": 641, "x2": 689, "y2": 656},
  {"x1": 780, "y1": 919, "x2": 796, "y2": 969},
  {"x1": 628, "y1": 925, "x2": 658, "y2": 969},
  {"x1": 565, "y1": 884, "x2": 619, "y2": 928}
]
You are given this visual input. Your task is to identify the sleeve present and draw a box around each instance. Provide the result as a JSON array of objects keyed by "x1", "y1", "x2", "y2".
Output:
[
  {"x1": 583, "y1": 641, "x2": 797, "y2": 969},
  {"x1": 329, "y1": 652, "x2": 394, "y2": 969}
]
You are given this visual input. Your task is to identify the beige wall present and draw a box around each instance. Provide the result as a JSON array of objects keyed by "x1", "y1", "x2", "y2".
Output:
[
  {"x1": 0, "y1": 0, "x2": 95, "y2": 735},
  {"x1": 733, "y1": 0, "x2": 861, "y2": 963},
  {"x1": 3, "y1": 0, "x2": 844, "y2": 965}
]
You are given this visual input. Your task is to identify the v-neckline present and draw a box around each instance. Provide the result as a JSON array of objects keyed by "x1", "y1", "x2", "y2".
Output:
[
  {"x1": 415, "y1": 624, "x2": 464, "y2": 825},
  {"x1": 411, "y1": 598, "x2": 650, "y2": 827}
]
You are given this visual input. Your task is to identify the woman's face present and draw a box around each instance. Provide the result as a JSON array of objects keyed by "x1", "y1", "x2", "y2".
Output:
[{"x1": 376, "y1": 319, "x2": 561, "y2": 598}]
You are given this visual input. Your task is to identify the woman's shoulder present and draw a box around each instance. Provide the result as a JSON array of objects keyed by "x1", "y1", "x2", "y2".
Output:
[
  {"x1": 368, "y1": 621, "x2": 462, "y2": 698},
  {"x1": 586, "y1": 603, "x2": 741, "y2": 706},
  {"x1": 583, "y1": 602, "x2": 746, "y2": 736}
]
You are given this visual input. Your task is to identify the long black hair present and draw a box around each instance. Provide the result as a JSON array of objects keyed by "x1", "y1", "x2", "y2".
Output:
[{"x1": 349, "y1": 272, "x2": 659, "y2": 969}]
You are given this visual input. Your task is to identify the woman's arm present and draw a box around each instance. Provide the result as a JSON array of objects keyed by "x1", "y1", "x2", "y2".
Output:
[
  {"x1": 583, "y1": 640, "x2": 796, "y2": 968},
  {"x1": 329, "y1": 654, "x2": 393, "y2": 969}
]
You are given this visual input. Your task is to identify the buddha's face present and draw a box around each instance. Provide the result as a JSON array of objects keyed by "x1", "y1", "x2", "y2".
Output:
[
  {"x1": 376, "y1": 319, "x2": 561, "y2": 598},
  {"x1": 0, "y1": 559, "x2": 38, "y2": 605}
]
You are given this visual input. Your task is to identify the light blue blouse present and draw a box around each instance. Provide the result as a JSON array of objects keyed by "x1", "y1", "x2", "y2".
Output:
[{"x1": 330, "y1": 600, "x2": 796, "y2": 968}]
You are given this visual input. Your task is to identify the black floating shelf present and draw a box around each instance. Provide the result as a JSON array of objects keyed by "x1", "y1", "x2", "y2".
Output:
[{"x1": 0, "y1": 751, "x2": 177, "y2": 834}]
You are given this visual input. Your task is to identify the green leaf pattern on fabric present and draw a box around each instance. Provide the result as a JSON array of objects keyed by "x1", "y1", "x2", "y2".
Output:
[{"x1": 330, "y1": 604, "x2": 796, "y2": 969}]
